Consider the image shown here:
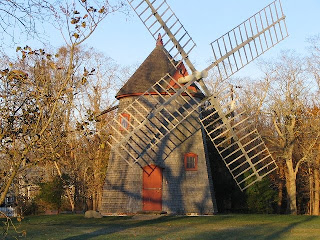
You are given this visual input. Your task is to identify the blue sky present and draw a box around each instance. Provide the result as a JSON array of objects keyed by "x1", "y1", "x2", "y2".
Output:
[
  {"x1": 84, "y1": 0, "x2": 320, "y2": 79},
  {"x1": 8, "y1": 0, "x2": 320, "y2": 79}
]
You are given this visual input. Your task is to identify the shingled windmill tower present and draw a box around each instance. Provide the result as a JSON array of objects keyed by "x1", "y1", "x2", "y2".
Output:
[
  {"x1": 101, "y1": 36, "x2": 217, "y2": 215},
  {"x1": 101, "y1": 0, "x2": 288, "y2": 215}
]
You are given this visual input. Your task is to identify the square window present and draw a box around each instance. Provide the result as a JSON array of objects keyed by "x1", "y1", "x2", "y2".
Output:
[{"x1": 184, "y1": 153, "x2": 198, "y2": 171}]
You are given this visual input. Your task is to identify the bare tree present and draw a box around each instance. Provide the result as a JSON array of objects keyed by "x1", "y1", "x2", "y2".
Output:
[
  {"x1": 0, "y1": 0, "x2": 125, "y2": 207},
  {"x1": 307, "y1": 34, "x2": 320, "y2": 91},
  {"x1": 0, "y1": 0, "x2": 55, "y2": 47},
  {"x1": 73, "y1": 49, "x2": 120, "y2": 211},
  {"x1": 243, "y1": 51, "x2": 319, "y2": 214},
  {"x1": 297, "y1": 106, "x2": 320, "y2": 215},
  {"x1": 305, "y1": 36, "x2": 320, "y2": 214}
]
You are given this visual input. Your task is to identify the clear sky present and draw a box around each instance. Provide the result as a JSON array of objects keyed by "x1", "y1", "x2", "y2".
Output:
[
  {"x1": 79, "y1": 0, "x2": 320, "y2": 80},
  {"x1": 9, "y1": 0, "x2": 320, "y2": 80}
]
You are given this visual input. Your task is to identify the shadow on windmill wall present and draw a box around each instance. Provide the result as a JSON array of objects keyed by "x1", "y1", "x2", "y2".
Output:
[
  {"x1": 101, "y1": 95, "x2": 216, "y2": 215},
  {"x1": 206, "y1": 137, "x2": 247, "y2": 213}
]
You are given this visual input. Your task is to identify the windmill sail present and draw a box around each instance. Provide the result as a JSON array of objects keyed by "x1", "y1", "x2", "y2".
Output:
[
  {"x1": 200, "y1": 89, "x2": 277, "y2": 190},
  {"x1": 206, "y1": 0, "x2": 288, "y2": 80},
  {"x1": 127, "y1": 0, "x2": 197, "y2": 71}
]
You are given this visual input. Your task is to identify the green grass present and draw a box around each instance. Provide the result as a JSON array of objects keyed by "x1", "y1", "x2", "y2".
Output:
[{"x1": 4, "y1": 214, "x2": 320, "y2": 240}]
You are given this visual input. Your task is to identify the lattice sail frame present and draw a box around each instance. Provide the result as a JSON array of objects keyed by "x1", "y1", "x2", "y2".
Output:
[
  {"x1": 200, "y1": 88, "x2": 277, "y2": 190},
  {"x1": 206, "y1": 0, "x2": 288, "y2": 77},
  {"x1": 127, "y1": 0, "x2": 197, "y2": 71}
]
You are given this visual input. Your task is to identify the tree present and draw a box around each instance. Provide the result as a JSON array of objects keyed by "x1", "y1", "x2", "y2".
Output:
[
  {"x1": 299, "y1": 107, "x2": 320, "y2": 215},
  {"x1": 72, "y1": 49, "x2": 120, "y2": 211},
  {"x1": 305, "y1": 35, "x2": 320, "y2": 215},
  {"x1": 0, "y1": 47, "x2": 75, "y2": 206},
  {"x1": 246, "y1": 177, "x2": 277, "y2": 213},
  {"x1": 37, "y1": 176, "x2": 64, "y2": 211},
  {"x1": 0, "y1": 0, "x2": 55, "y2": 47},
  {"x1": 0, "y1": 0, "x2": 125, "y2": 207},
  {"x1": 239, "y1": 51, "x2": 319, "y2": 214},
  {"x1": 307, "y1": 34, "x2": 320, "y2": 90}
]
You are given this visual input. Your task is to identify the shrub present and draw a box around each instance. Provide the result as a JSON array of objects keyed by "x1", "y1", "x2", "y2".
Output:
[
  {"x1": 16, "y1": 197, "x2": 39, "y2": 216},
  {"x1": 36, "y1": 176, "x2": 64, "y2": 211},
  {"x1": 246, "y1": 178, "x2": 278, "y2": 214}
]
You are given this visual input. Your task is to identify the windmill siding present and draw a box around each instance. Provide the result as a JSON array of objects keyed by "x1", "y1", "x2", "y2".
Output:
[{"x1": 101, "y1": 94, "x2": 217, "y2": 214}]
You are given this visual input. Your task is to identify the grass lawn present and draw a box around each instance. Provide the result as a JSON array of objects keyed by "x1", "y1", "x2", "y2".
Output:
[{"x1": 4, "y1": 213, "x2": 320, "y2": 240}]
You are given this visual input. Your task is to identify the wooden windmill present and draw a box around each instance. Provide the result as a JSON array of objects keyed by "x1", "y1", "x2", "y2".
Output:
[{"x1": 101, "y1": 0, "x2": 288, "y2": 215}]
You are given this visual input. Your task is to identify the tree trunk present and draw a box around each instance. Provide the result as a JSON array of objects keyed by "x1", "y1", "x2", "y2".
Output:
[
  {"x1": 285, "y1": 158, "x2": 297, "y2": 215},
  {"x1": 96, "y1": 185, "x2": 104, "y2": 212},
  {"x1": 277, "y1": 164, "x2": 286, "y2": 214},
  {"x1": 54, "y1": 161, "x2": 75, "y2": 212},
  {"x1": 277, "y1": 180, "x2": 284, "y2": 214},
  {"x1": 92, "y1": 192, "x2": 97, "y2": 211},
  {"x1": 314, "y1": 167, "x2": 320, "y2": 215},
  {"x1": 0, "y1": 166, "x2": 18, "y2": 205},
  {"x1": 0, "y1": 149, "x2": 30, "y2": 205},
  {"x1": 287, "y1": 176, "x2": 297, "y2": 214},
  {"x1": 309, "y1": 167, "x2": 314, "y2": 215}
]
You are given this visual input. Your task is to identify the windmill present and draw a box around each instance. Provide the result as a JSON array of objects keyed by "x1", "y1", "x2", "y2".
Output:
[{"x1": 101, "y1": 0, "x2": 288, "y2": 215}]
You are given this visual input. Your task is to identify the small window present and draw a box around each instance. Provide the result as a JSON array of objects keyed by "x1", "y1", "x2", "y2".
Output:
[
  {"x1": 184, "y1": 152, "x2": 198, "y2": 171},
  {"x1": 120, "y1": 113, "x2": 130, "y2": 131}
]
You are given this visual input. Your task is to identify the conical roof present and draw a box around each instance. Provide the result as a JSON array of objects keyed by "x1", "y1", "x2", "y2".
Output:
[{"x1": 116, "y1": 45, "x2": 176, "y2": 99}]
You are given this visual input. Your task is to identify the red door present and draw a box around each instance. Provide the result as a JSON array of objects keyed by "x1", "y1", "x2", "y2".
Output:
[{"x1": 143, "y1": 165, "x2": 162, "y2": 211}]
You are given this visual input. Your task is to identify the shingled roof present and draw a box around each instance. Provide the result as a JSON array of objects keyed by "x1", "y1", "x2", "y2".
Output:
[{"x1": 116, "y1": 45, "x2": 177, "y2": 99}]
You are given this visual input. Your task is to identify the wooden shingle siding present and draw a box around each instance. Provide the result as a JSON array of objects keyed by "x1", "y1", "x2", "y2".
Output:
[{"x1": 101, "y1": 94, "x2": 217, "y2": 214}]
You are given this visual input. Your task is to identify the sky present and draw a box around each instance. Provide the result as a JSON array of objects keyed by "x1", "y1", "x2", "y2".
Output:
[
  {"x1": 82, "y1": 0, "x2": 320, "y2": 80},
  {"x1": 8, "y1": 0, "x2": 320, "y2": 80}
]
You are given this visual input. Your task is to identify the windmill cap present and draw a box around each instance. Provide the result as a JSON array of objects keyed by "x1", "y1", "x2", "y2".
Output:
[{"x1": 116, "y1": 45, "x2": 177, "y2": 98}]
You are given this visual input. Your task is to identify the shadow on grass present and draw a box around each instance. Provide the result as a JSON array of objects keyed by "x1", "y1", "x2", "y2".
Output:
[
  {"x1": 263, "y1": 216, "x2": 317, "y2": 240},
  {"x1": 181, "y1": 215, "x2": 318, "y2": 240},
  {"x1": 21, "y1": 214, "x2": 319, "y2": 240},
  {"x1": 62, "y1": 216, "x2": 188, "y2": 240}
]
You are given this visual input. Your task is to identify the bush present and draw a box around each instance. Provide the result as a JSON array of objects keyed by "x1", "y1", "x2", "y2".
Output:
[
  {"x1": 36, "y1": 176, "x2": 64, "y2": 211},
  {"x1": 16, "y1": 197, "x2": 39, "y2": 216},
  {"x1": 246, "y1": 178, "x2": 278, "y2": 214}
]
